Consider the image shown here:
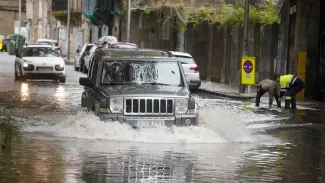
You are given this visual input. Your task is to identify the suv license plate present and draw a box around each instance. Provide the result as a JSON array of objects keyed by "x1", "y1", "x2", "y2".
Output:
[
  {"x1": 38, "y1": 68, "x2": 52, "y2": 72},
  {"x1": 134, "y1": 120, "x2": 165, "y2": 128}
]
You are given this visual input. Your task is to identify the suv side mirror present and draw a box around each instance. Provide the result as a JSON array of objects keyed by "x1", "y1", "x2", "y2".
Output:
[
  {"x1": 79, "y1": 77, "x2": 94, "y2": 88},
  {"x1": 188, "y1": 79, "x2": 201, "y2": 91},
  {"x1": 76, "y1": 49, "x2": 80, "y2": 53}
]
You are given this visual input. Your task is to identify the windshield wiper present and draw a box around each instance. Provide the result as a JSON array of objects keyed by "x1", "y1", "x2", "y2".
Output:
[{"x1": 141, "y1": 82, "x2": 171, "y2": 86}]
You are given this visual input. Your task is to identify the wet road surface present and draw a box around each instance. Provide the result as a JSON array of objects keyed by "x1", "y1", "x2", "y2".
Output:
[{"x1": 1, "y1": 53, "x2": 325, "y2": 182}]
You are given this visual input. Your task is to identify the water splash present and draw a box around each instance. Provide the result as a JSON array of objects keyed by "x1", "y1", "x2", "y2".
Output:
[{"x1": 21, "y1": 103, "x2": 283, "y2": 145}]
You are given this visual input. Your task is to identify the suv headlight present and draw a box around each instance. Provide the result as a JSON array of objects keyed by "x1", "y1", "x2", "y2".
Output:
[
  {"x1": 109, "y1": 97, "x2": 123, "y2": 113},
  {"x1": 175, "y1": 98, "x2": 188, "y2": 113}
]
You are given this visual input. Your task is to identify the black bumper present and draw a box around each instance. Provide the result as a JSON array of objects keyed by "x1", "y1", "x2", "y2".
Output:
[{"x1": 24, "y1": 73, "x2": 65, "y2": 80}]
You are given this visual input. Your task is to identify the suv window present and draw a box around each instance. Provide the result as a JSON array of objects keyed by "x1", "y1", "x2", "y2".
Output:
[
  {"x1": 175, "y1": 56, "x2": 196, "y2": 64},
  {"x1": 88, "y1": 53, "x2": 99, "y2": 82},
  {"x1": 101, "y1": 60, "x2": 183, "y2": 86}
]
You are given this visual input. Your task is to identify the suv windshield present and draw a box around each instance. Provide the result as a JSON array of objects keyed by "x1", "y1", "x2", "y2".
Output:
[
  {"x1": 22, "y1": 47, "x2": 60, "y2": 57},
  {"x1": 101, "y1": 60, "x2": 183, "y2": 86},
  {"x1": 175, "y1": 56, "x2": 196, "y2": 64}
]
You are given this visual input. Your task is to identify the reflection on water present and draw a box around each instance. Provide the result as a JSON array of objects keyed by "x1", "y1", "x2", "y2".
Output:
[
  {"x1": 55, "y1": 85, "x2": 67, "y2": 104},
  {"x1": 20, "y1": 83, "x2": 29, "y2": 102}
]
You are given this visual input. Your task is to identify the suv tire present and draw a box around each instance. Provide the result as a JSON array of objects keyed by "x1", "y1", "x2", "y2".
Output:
[{"x1": 59, "y1": 76, "x2": 66, "y2": 83}]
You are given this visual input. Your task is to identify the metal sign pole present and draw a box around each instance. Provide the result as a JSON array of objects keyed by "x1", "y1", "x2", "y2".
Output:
[
  {"x1": 67, "y1": 0, "x2": 71, "y2": 60},
  {"x1": 240, "y1": 0, "x2": 249, "y2": 93},
  {"x1": 16, "y1": 0, "x2": 22, "y2": 50},
  {"x1": 126, "y1": 0, "x2": 131, "y2": 42}
]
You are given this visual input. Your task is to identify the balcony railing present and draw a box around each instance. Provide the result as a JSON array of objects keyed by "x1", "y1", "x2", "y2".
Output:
[{"x1": 51, "y1": 0, "x2": 82, "y2": 26}]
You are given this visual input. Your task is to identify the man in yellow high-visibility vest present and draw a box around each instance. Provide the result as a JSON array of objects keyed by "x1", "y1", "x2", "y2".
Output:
[{"x1": 274, "y1": 74, "x2": 305, "y2": 109}]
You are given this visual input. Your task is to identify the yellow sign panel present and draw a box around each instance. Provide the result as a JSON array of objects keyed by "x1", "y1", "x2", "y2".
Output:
[
  {"x1": 241, "y1": 56, "x2": 256, "y2": 85},
  {"x1": 297, "y1": 51, "x2": 307, "y2": 99},
  {"x1": 0, "y1": 38, "x2": 2, "y2": 50}
]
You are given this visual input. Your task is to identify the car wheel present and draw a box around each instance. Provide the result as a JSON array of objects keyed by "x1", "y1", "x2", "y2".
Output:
[
  {"x1": 83, "y1": 65, "x2": 88, "y2": 73},
  {"x1": 80, "y1": 63, "x2": 84, "y2": 72},
  {"x1": 19, "y1": 68, "x2": 26, "y2": 81},
  {"x1": 14, "y1": 66, "x2": 19, "y2": 81},
  {"x1": 59, "y1": 76, "x2": 66, "y2": 83}
]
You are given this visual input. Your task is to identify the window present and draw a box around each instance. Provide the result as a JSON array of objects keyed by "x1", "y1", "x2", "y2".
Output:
[
  {"x1": 22, "y1": 47, "x2": 60, "y2": 57},
  {"x1": 175, "y1": 56, "x2": 196, "y2": 64},
  {"x1": 101, "y1": 60, "x2": 183, "y2": 86}
]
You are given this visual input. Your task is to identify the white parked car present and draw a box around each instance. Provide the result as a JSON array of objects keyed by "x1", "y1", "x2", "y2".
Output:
[
  {"x1": 83, "y1": 45, "x2": 97, "y2": 73},
  {"x1": 14, "y1": 44, "x2": 66, "y2": 83},
  {"x1": 169, "y1": 51, "x2": 201, "y2": 91},
  {"x1": 74, "y1": 43, "x2": 94, "y2": 72}
]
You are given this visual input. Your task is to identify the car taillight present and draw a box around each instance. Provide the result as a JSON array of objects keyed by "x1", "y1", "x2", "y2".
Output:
[{"x1": 190, "y1": 65, "x2": 199, "y2": 72}]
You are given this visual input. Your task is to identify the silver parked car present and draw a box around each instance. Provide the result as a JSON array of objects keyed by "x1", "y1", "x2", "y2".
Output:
[
  {"x1": 74, "y1": 43, "x2": 95, "y2": 72},
  {"x1": 79, "y1": 48, "x2": 200, "y2": 128},
  {"x1": 83, "y1": 45, "x2": 97, "y2": 73},
  {"x1": 169, "y1": 51, "x2": 201, "y2": 91}
]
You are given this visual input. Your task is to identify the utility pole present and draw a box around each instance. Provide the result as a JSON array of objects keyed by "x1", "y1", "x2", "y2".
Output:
[
  {"x1": 16, "y1": 0, "x2": 22, "y2": 49},
  {"x1": 239, "y1": 0, "x2": 249, "y2": 93},
  {"x1": 126, "y1": 0, "x2": 131, "y2": 42},
  {"x1": 66, "y1": 0, "x2": 71, "y2": 60}
]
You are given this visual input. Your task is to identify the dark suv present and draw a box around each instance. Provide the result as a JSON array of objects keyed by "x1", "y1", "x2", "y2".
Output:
[{"x1": 79, "y1": 48, "x2": 199, "y2": 128}]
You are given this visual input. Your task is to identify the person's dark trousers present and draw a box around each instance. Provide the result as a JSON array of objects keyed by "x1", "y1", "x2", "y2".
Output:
[
  {"x1": 274, "y1": 93, "x2": 281, "y2": 108},
  {"x1": 284, "y1": 77, "x2": 305, "y2": 109},
  {"x1": 255, "y1": 89, "x2": 265, "y2": 107}
]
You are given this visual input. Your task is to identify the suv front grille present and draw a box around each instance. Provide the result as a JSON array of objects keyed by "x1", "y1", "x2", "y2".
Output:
[{"x1": 124, "y1": 98, "x2": 174, "y2": 115}]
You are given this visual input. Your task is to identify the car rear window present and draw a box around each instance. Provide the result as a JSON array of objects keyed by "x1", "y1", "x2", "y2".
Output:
[
  {"x1": 38, "y1": 41, "x2": 58, "y2": 46},
  {"x1": 86, "y1": 45, "x2": 94, "y2": 52},
  {"x1": 110, "y1": 44, "x2": 137, "y2": 49},
  {"x1": 175, "y1": 56, "x2": 196, "y2": 64}
]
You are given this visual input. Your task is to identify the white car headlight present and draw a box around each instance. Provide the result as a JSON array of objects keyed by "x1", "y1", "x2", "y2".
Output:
[
  {"x1": 109, "y1": 97, "x2": 123, "y2": 113},
  {"x1": 175, "y1": 98, "x2": 188, "y2": 113},
  {"x1": 59, "y1": 63, "x2": 64, "y2": 67},
  {"x1": 23, "y1": 63, "x2": 28, "y2": 67}
]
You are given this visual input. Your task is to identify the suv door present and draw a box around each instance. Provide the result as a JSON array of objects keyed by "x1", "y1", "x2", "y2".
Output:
[{"x1": 82, "y1": 52, "x2": 100, "y2": 110}]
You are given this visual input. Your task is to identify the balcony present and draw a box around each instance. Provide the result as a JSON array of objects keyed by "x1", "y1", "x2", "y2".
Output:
[
  {"x1": 52, "y1": 0, "x2": 82, "y2": 26},
  {"x1": 83, "y1": 0, "x2": 121, "y2": 27},
  {"x1": 0, "y1": 0, "x2": 26, "y2": 11}
]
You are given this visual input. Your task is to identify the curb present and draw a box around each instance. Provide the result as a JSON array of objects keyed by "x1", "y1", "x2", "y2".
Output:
[
  {"x1": 198, "y1": 88, "x2": 255, "y2": 100},
  {"x1": 65, "y1": 60, "x2": 74, "y2": 65}
]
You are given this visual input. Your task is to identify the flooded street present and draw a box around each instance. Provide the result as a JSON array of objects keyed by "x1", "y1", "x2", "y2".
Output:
[{"x1": 1, "y1": 53, "x2": 325, "y2": 183}]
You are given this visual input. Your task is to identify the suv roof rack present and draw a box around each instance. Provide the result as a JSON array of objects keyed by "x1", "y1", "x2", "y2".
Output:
[{"x1": 100, "y1": 48, "x2": 175, "y2": 58}]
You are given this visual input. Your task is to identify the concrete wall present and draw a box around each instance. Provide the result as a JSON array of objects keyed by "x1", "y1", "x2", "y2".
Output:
[
  {"x1": 0, "y1": 0, "x2": 26, "y2": 36},
  {"x1": 0, "y1": 10, "x2": 19, "y2": 36},
  {"x1": 118, "y1": 9, "x2": 279, "y2": 89}
]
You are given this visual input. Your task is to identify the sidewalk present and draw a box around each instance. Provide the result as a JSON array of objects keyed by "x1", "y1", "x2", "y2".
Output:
[
  {"x1": 198, "y1": 80, "x2": 256, "y2": 100},
  {"x1": 198, "y1": 80, "x2": 324, "y2": 108},
  {"x1": 64, "y1": 57, "x2": 74, "y2": 65}
]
